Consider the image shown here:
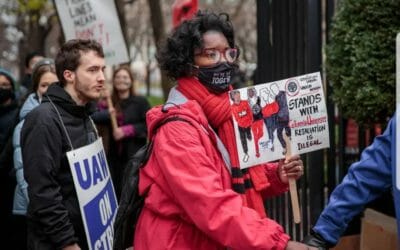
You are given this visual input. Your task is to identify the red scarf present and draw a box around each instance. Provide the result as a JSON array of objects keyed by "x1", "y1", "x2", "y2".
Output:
[{"x1": 177, "y1": 77, "x2": 270, "y2": 217}]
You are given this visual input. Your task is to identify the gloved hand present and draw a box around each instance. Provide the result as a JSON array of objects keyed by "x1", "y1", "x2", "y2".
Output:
[{"x1": 302, "y1": 230, "x2": 332, "y2": 250}]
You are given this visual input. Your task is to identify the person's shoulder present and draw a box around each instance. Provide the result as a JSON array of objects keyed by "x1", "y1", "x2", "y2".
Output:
[
  {"x1": 19, "y1": 93, "x2": 39, "y2": 118},
  {"x1": 24, "y1": 102, "x2": 54, "y2": 123},
  {"x1": 21, "y1": 103, "x2": 62, "y2": 139}
]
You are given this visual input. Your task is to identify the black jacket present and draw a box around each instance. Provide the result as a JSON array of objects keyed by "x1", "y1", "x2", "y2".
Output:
[
  {"x1": 0, "y1": 100, "x2": 18, "y2": 151},
  {"x1": 107, "y1": 95, "x2": 149, "y2": 199},
  {"x1": 21, "y1": 83, "x2": 97, "y2": 250},
  {"x1": 116, "y1": 95, "x2": 149, "y2": 158}
]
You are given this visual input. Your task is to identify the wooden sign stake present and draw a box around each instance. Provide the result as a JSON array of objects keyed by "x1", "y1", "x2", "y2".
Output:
[
  {"x1": 283, "y1": 133, "x2": 301, "y2": 224},
  {"x1": 105, "y1": 89, "x2": 118, "y2": 132}
]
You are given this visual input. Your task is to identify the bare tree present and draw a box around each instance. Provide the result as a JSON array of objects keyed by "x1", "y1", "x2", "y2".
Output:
[
  {"x1": 124, "y1": 0, "x2": 155, "y2": 96},
  {"x1": 16, "y1": 1, "x2": 57, "y2": 80},
  {"x1": 147, "y1": 0, "x2": 175, "y2": 99},
  {"x1": 201, "y1": 0, "x2": 257, "y2": 71},
  {"x1": 112, "y1": 0, "x2": 256, "y2": 99},
  {"x1": 0, "y1": 2, "x2": 21, "y2": 71},
  {"x1": 115, "y1": 0, "x2": 137, "y2": 66}
]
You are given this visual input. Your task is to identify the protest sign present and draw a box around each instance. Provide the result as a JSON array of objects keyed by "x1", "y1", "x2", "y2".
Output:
[
  {"x1": 229, "y1": 72, "x2": 329, "y2": 169},
  {"x1": 67, "y1": 138, "x2": 118, "y2": 250},
  {"x1": 55, "y1": 0, "x2": 129, "y2": 65}
]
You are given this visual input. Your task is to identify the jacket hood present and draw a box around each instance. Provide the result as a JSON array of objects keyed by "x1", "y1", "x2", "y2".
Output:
[
  {"x1": 19, "y1": 93, "x2": 40, "y2": 120},
  {"x1": 0, "y1": 68, "x2": 16, "y2": 91},
  {"x1": 42, "y1": 83, "x2": 96, "y2": 118},
  {"x1": 146, "y1": 87, "x2": 209, "y2": 139}
]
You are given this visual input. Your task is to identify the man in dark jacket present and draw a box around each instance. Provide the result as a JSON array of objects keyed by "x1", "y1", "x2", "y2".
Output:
[{"x1": 21, "y1": 39, "x2": 106, "y2": 250}]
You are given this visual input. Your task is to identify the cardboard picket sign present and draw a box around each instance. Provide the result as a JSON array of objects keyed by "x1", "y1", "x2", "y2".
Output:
[
  {"x1": 229, "y1": 71, "x2": 330, "y2": 223},
  {"x1": 67, "y1": 138, "x2": 118, "y2": 250},
  {"x1": 55, "y1": 0, "x2": 129, "y2": 66},
  {"x1": 229, "y1": 71, "x2": 330, "y2": 169}
]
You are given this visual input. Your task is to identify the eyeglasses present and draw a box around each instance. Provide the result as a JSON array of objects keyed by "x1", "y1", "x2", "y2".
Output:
[{"x1": 195, "y1": 47, "x2": 239, "y2": 64}]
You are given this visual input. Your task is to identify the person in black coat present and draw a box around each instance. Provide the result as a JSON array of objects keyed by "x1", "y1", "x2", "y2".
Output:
[
  {"x1": 21, "y1": 39, "x2": 106, "y2": 250},
  {"x1": 108, "y1": 66, "x2": 150, "y2": 200},
  {"x1": 0, "y1": 68, "x2": 19, "y2": 247},
  {"x1": 0, "y1": 68, "x2": 19, "y2": 150}
]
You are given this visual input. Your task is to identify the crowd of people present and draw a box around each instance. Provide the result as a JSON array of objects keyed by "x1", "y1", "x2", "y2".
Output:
[
  {"x1": 0, "y1": 9, "x2": 397, "y2": 250},
  {"x1": 0, "y1": 40, "x2": 150, "y2": 249}
]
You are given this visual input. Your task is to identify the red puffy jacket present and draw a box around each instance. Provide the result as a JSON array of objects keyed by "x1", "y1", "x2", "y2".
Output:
[{"x1": 134, "y1": 88, "x2": 290, "y2": 250}]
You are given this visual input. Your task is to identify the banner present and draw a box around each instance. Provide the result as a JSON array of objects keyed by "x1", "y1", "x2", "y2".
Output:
[
  {"x1": 55, "y1": 0, "x2": 129, "y2": 65},
  {"x1": 67, "y1": 138, "x2": 118, "y2": 250},
  {"x1": 229, "y1": 72, "x2": 330, "y2": 169}
]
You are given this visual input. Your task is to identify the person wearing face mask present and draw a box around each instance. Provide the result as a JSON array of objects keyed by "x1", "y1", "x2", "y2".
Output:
[
  {"x1": 0, "y1": 68, "x2": 18, "y2": 150},
  {"x1": 132, "y1": 10, "x2": 313, "y2": 250},
  {"x1": 0, "y1": 68, "x2": 19, "y2": 248},
  {"x1": 10, "y1": 58, "x2": 57, "y2": 250},
  {"x1": 107, "y1": 66, "x2": 150, "y2": 200}
]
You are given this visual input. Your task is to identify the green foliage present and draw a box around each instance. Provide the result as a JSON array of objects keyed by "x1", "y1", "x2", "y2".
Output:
[
  {"x1": 146, "y1": 95, "x2": 164, "y2": 107},
  {"x1": 18, "y1": 0, "x2": 47, "y2": 12},
  {"x1": 326, "y1": 0, "x2": 400, "y2": 124}
]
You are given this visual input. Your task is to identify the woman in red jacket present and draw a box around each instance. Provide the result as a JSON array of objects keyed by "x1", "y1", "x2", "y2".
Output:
[{"x1": 134, "y1": 10, "x2": 313, "y2": 250}]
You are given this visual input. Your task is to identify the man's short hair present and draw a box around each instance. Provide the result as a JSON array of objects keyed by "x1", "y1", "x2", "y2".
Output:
[
  {"x1": 55, "y1": 39, "x2": 104, "y2": 87},
  {"x1": 25, "y1": 51, "x2": 42, "y2": 68}
]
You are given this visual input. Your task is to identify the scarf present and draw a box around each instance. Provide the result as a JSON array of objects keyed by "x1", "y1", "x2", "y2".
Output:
[{"x1": 177, "y1": 77, "x2": 270, "y2": 218}]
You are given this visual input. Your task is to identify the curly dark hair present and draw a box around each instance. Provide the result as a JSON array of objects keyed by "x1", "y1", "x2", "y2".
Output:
[{"x1": 158, "y1": 10, "x2": 235, "y2": 80}]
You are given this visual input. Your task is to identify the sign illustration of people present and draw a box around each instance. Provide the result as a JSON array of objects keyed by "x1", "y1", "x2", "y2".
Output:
[
  {"x1": 229, "y1": 72, "x2": 330, "y2": 169},
  {"x1": 271, "y1": 83, "x2": 291, "y2": 156},
  {"x1": 247, "y1": 87, "x2": 264, "y2": 158},
  {"x1": 259, "y1": 87, "x2": 279, "y2": 153},
  {"x1": 230, "y1": 90, "x2": 253, "y2": 162}
]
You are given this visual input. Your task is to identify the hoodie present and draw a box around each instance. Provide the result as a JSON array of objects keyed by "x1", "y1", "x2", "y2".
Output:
[{"x1": 21, "y1": 83, "x2": 97, "y2": 250}]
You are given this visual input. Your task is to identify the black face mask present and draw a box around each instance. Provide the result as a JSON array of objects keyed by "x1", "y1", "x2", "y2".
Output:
[
  {"x1": 197, "y1": 63, "x2": 237, "y2": 94},
  {"x1": 0, "y1": 88, "x2": 14, "y2": 103}
]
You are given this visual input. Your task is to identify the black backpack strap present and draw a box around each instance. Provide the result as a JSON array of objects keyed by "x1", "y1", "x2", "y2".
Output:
[
  {"x1": 113, "y1": 115, "x2": 190, "y2": 250},
  {"x1": 151, "y1": 116, "x2": 190, "y2": 135}
]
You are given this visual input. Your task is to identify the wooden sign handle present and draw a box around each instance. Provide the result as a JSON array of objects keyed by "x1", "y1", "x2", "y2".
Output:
[
  {"x1": 105, "y1": 93, "x2": 118, "y2": 132},
  {"x1": 283, "y1": 132, "x2": 301, "y2": 224}
]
